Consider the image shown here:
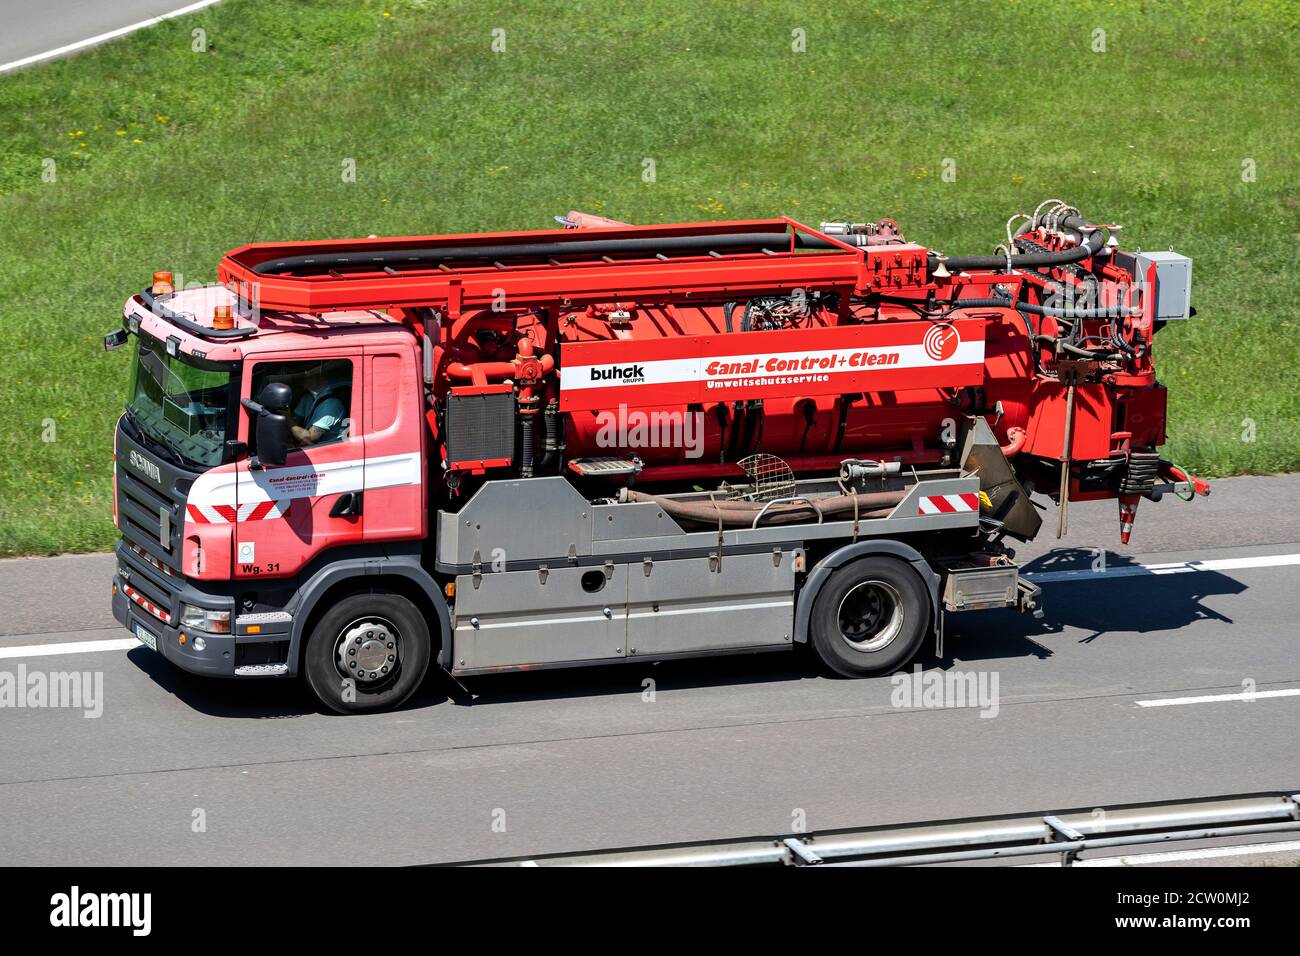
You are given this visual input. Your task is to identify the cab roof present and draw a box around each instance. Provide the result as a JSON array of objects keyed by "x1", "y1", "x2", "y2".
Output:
[{"x1": 122, "y1": 284, "x2": 412, "y2": 364}]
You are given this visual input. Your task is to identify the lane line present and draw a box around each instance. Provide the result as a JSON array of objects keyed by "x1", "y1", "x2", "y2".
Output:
[
  {"x1": 0, "y1": 0, "x2": 223, "y2": 74},
  {"x1": 1027, "y1": 839, "x2": 1300, "y2": 867},
  {"x1": 1136, "y1": 688, "x2": 1300, "y2": 708},
  {"x1": 1027, "y1": 551, "x2": 1300, "y2": 584},
  {"x1": 0, "y1": 639, "x2": 139, "y2": 660},
  {"x1": 1, "y1": 551, "x2": 1293, "y2": 659}
]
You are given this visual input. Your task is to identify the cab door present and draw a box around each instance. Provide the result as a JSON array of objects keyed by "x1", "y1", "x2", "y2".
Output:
[
  {"x1": 231, "y1": 351, "x2": 365, "y2": 578},
  {"x1": 360, "y1": 342, "x2": 425, "y2": 543}
]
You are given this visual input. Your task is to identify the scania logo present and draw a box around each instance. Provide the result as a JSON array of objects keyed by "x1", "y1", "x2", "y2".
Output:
[
  {"x1": 590, "y1": 364, "x2": 646, "y2": 383},
  {"x1": 128, "y1": 449, "x2": 162, "y2": 485}
]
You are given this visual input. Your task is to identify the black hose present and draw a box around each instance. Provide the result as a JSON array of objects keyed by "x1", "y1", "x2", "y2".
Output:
[
  {"x1": 519, "y1": 415, "x2": 534, "y2": 478},
  {"x1": 1016, "y1": 300, "x2": 1136, "y2": 320},
  {"x1": 1034, "y1": 336, "x2": 1126, "y2": 362},
  {"x1": 253, "y1": 232, "x2": 794, "y2": 276},
  {"x1": 928, "y1": 215, "x2": 1109, "y2": 273},
  {"x1": 537, "y1": 402, "x2": 559, "y2": 472},
  {"x1": 872, "y1": 295, "x2": 1131, "y2": 320}
]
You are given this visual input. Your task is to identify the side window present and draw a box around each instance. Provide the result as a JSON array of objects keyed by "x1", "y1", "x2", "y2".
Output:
[{"x1": 249, "y1": 359, "x2": 354, "y2": 453}]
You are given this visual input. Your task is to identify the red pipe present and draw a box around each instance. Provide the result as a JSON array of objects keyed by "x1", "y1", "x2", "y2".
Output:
[{"x1": 1000, "y1": 426, "x2": 1027, "y2": 458}]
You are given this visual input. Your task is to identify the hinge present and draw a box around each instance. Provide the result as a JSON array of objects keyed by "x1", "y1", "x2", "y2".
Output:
[
  {"x1": 603, "y1": 560, "x2": 614, "y2": 580},
  {"x1": 643, "y1": 556, "x2": 653, "y2": 577},
  {"x1": 471, "y1": 550, "x2": 483, "y2": 589},
  {"x1": 538, "y1": 563, "x2": 548, "y2": 585},
  {"x1": 772, "y1": 547, "x2": 783, "y2": 567}
]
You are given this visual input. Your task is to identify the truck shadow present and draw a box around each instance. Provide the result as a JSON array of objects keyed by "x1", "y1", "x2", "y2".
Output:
[
  {"x1": 127, "y1": 647, "x2": 322, "y2": 718},
  {"x1": 129, "y1": 549, "x2": 1250, "y2": 716},
  {"x1": 928, "y1": 548, "x2": 1246, "y2": 667}
]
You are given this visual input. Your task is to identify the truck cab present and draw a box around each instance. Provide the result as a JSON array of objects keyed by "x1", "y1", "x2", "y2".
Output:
[{"x1": 111, "y1": 281, "x2": 442, "y2": 707}]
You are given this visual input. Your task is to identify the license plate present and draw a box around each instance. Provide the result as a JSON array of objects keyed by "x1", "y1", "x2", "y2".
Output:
[{"x1": 134, "y1": 622, "x2": 158, "y2": 651}]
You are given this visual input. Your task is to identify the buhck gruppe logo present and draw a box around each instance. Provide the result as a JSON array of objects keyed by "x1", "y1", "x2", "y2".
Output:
[{"x1": 590, "y1": 363, "x2": 646, "y2": 383}]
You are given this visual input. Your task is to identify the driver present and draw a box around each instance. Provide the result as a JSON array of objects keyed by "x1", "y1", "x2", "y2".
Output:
[{"x1": 290, "y1": 366, "x2": 347, "y2": 446}]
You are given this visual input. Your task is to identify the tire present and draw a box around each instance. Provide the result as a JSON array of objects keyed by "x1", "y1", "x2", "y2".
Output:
[
  {"x1": 809, "y1": 556, "x2": 929, "y2": 677},
  {"x1": 303, "y1": 591, "x2": 432, "y2": 714}
]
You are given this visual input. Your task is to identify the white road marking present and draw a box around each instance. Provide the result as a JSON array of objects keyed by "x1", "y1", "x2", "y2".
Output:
[
  {"x1": 1136, "y1": 688, "x2": 1300, "y2": 708},
  {"x1": 0, "y1": 639, "x2": 139, "y2": 660},
  {"x1": 0, "y1": 0, "x2": 224, "y2": 74},
  {"x1": 1027, "y1": 839, "x2": 1300, "y2": 867},
  {"x1": 0, "y1": 552, "x2": 1292, "y2": 658},
  {"x1": 1027, "y1": 551, "x2": 1300, "y2": 584}
]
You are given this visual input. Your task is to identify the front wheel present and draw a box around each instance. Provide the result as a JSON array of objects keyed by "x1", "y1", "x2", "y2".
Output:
[
  {"x1": 304, "y1": 592, "x2": 432, "y2": 714},
  {"x1": 809, "y1": 556, "x2": 929, "y2": 677}
]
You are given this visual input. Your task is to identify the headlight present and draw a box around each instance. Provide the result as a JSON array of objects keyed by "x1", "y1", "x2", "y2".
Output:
[{"x1": 180, "y1": 604, "x2": 231, "y2": 633}]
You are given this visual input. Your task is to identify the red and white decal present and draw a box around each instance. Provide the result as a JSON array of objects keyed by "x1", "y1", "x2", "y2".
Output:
[
  {"x1": 184, "y1": 452, "x2": 421, "y2": 525},
  {"x1": 559, "y1": 318, "x2": 985, "y2": 412},
  {"x1": 123, "y1": 584, "x2": 172, "y2": 624},
  {"x1": 917, "y1": 493, "x2": 980, "y2": 516},
  {"x1": 187, "y1": 499, "x2": 288, "y2": 525}
]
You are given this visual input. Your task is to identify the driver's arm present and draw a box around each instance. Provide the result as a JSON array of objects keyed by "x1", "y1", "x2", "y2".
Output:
[
  {"x1": 292, "y1": 396, "x2": 345, "y2": 446},
  {"x1": 291, "y1": 423, "x2": 325, "y2": 446}
]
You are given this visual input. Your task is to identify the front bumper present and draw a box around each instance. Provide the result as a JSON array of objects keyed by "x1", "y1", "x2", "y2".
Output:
[
  {"x1": 112, "y1": 540, "x2": 293, "y2": 678},
  {"x1": 112, "y1": 575, "x2": 239, "y2": 676}
]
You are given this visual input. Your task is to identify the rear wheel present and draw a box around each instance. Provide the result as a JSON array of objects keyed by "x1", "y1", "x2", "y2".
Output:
[
  {"x1": 304, "y1": 592, "x2": 431, "y2": 714},
  {"x1": 809, "y1": 556, "x2": 929, "y2": 677}
]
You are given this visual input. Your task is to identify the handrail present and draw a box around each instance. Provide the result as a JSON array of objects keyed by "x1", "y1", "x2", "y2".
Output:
[{"x1": 450, "y1": 790, "x2": 1300, "y2": 867}]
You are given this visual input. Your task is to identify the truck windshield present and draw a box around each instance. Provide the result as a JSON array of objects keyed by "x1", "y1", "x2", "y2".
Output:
[{"x1": 126, "y1": 334, "x2": 236, "y2": 468}]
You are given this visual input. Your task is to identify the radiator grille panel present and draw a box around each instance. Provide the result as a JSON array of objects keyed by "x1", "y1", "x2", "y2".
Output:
[{"x1": 445, "y1": 391, "x2": 515, "y2": 467}]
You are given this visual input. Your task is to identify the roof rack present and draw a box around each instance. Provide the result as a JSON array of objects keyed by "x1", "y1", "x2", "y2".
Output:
[{"x1": 216, "y1": 218, "x2": 922, "y2": 316}]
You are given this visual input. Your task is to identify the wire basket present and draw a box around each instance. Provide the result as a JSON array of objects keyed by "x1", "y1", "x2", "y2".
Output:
[{"x1": 731, "y1": 453, "x2": 796, "y2": 502}]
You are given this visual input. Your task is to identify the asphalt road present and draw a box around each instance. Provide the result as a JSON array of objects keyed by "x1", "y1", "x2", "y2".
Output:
[
  {"x1": 0, "y1": 0, "x2": 213, "y2": 69},
  {"x1": 0, "y1": 474, "x2": 1298, "y2": 865}
]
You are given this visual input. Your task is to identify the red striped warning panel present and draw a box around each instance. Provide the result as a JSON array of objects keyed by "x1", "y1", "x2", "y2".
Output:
[
  {"x1": 123, "y1": 584, "x2": 171, "y2": 624},
  {"x1": 917, "y1": 493, "x2": 980, "y2": 516},
  {"x1": 187, "y1": 500, "x2": 288, "y2": 524}
]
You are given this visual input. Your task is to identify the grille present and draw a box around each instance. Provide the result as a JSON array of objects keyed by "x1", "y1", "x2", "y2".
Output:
[
  {"x1": 117, "y1": 465, "x2": 181, "y2": 566},
  {"x1": 445, "y1": 391, "x2": 515, "y2": 467}
]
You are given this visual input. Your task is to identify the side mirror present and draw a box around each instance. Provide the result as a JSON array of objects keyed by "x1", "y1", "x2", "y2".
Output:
[{"x1": 240, "y1": 382, "x2": 293, "y2": 467}]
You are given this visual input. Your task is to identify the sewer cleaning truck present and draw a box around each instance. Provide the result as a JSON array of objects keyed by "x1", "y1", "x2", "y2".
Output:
[{"x1": 106, "y1": 200, "x2": 1207, "y2": 713}]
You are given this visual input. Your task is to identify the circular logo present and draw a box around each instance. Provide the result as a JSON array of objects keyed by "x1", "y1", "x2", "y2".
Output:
[{"x1": 923, "y1": 323, "x2": 960, "y2": 362}]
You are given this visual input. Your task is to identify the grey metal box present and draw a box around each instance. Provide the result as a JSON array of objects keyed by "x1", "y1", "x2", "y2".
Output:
[
  {"x1": 1134, "y1": 250, "x2": 1192, "y2": 321},
  {"x1": 943, "y1": 564, "x2": 1018, "y2": 612}
]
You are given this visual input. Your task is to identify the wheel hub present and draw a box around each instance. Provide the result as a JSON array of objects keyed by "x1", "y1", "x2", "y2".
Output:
[
  {"x1": 837, "y1": 580, "x2": 904, "y2": 653},
  {"x1": 336, "y1": 619, "x2": 399, "y2": 684}
]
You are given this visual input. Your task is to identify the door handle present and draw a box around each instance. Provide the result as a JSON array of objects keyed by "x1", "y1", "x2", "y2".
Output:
[{"x1": 330, "y1": 491, "x2": 363, "y2": 518}]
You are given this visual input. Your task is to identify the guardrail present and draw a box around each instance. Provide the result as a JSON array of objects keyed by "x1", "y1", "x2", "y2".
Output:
[{"x1": 454, "y1": 790, "x2": 1300, "y2": 867}]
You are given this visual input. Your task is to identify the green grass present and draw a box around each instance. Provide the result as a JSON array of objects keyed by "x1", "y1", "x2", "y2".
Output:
[{"x1": 0, "y1": 0, "x2": 1297, "y2": 555}]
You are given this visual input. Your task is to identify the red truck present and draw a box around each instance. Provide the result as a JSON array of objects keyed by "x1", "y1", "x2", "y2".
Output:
[{"x1": 107, "y1": 201, "x2": 1206, "y2": 713}]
